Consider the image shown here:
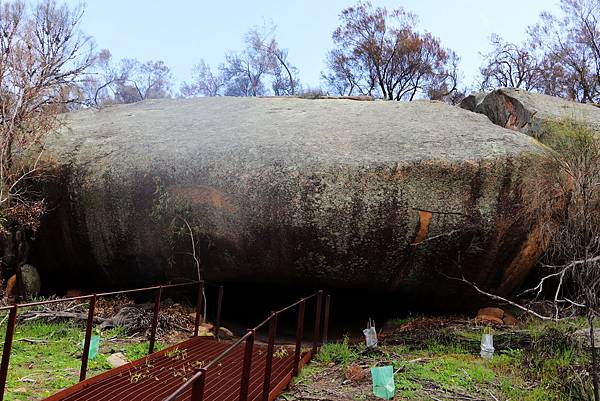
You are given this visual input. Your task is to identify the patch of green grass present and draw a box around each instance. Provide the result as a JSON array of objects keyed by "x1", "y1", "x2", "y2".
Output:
[
  {"x1": 390, "y1": 350, "x2": 560, "y2": 400},
  {"x1": 315, "y1": 337, "x2": 358, "y2": 367},
  {"x1": 102, "y1": 325, "x2": 128, "y2": 338},
  {"x1": 118, "y1": 340, "x2": 165, "y2": 361},
  {"x1": 396, "y1": 354, "x2": 495, "y2": 394}
]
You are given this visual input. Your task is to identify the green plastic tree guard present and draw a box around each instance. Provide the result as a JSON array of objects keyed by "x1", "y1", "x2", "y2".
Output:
[
  {"x1": 371, "y1": 365, "x2": 395, "y2": 400},
  {"x1": 81, "y1": 335, "x2": 100, "y2": 360}
]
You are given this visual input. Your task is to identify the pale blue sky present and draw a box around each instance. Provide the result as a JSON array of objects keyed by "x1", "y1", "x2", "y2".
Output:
[{"x1": 79, "y1": 0, "x2": 561, "y2": 91}]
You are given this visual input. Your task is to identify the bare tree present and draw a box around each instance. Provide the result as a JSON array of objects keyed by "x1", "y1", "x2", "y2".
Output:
[
  {"x1": 80, "y1": 48, "x2": 114, "y2": 106},
  {"x1": 180, "y1": 60, "x2": 224, "y2": 97},
  {"x1": 479, "y1": 34, "x2": 543, "y2": 91},
  {"x1": 321, "y1": 51, "x2": 364, "y2": 96},
  {"x1": 183, "y1": 24, "x2": 299, "y2": 97},
  {"x1": 220, "y1": 26, "x2": 278, "y2": 97},
  {"x1": 113, "y1": 59, "x2": 173, "y2": 103},
  {"x1": 245, "y1": 25, "x2": 299, "y2": 96},
  {"x1": 529, "y1": 0, "x2": 600, "y2": 102},
  {"x1": 84, "y1": 50, "x2": 173, "y2": 105},
  {"x1": 322, "y1": 1, "x2": 460, "y2": 101},
  {"x1": 0, "y1": 0, "x2": 94, "y2": 293}
]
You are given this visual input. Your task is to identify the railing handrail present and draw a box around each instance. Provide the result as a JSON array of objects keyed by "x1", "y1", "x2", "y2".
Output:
[
  {"x1": 0, "y1": 280, "x2": 202, "y2": 311},
  {"x1": 163, "y1": 290, "x2": 324, "y2": 401},
  {"x1": 96, "y1": 281, "x2": 200, "y2": 297},
  {"x1": 0, "y1": 280, "x2": 206, "y2": 401},
  {"x1": 275, "y1": 290, "x2": 319, "y2": 314}
]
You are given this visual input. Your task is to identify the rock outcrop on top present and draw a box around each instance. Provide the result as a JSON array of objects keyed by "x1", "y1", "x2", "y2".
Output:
[
  {"x1": 32, "y1": 97, "x2": 543, "y2": 308},
  {"x1": 460, "y1": 88, "x2": 600, "y2": 137}
]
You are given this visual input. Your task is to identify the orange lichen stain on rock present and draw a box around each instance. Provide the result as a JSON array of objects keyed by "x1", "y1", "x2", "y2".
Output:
[
  {"x1": 4, "y1": 274, "x2": 16, "y2": 298},
  {"x1": 503, "y1": 97, "x2": 521, "y2": 131},
  {"x1": 168, "y1": 185, "x2": 236, "y2": 213},
  {"x1": 497, "y1": 224, "x2": 547, "y2": 295},
  {"x1": 412, "y1": 210, "x2": 433, "y2": 245}
]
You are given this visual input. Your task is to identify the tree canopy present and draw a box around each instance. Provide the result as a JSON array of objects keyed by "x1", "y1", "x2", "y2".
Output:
[{"x1": 322, "y1": 2, "x2": 460, "y2": 102}]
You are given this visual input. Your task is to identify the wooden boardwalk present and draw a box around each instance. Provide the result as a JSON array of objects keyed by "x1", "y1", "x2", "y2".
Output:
[
  {"x1": 0, "y1": 284, "x2": 327, "y2": 401},
  {"x1": 45, "y1": 336, "x2": 311, "y2": 401}
]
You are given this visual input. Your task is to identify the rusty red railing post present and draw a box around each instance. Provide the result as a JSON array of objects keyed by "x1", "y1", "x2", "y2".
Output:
[
  {"x1": 262, "y1": 312, "x2": 278, "y2": 401},
  {"x1": 322, "y1": 294, "x2": 331, "y2": 344},
  {"x1": 215, "y1": 285, "x2": 223, "y2": 340},
  {"x1": 194, "y1": 281, "x2": 204, "y2": 337},
  {"x1": 148, "y1": 286, "x2": 163, "y2": 354},
  {"x1": 0, "y1": 305, "x2": 17, "y2": 401},
  {"x1": 239, "y1": 329, "x2": 255, "y2": 401},
  {"x1": 190, "y1": 368, "x2": 207, "y2": 401},
  {"x1": 293, "y1": 298, "x2": 306, "y2": 376},
  {"x1": 312, "y1": 290, "x2": 323, "y2": 355},
  {"x1": 80, "y1": 294, "x2": 97, "y2": 381}
]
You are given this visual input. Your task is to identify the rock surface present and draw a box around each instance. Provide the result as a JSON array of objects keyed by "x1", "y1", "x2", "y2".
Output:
[
  {"x1": 5, "y1": 264, "x2": 41, "y2": 299},
  {"x1": 107, "y1": 352, "x2": 129, "y2": 368},
  {"x1": 32, "y1": 97, "x2": 544, "y2": 308},
  {"x1": 460, "y1": 88, "x2": 600, "y2": 137},
  {"x1": 573, "y1": 328, "x2": 600, "y2": 348}
]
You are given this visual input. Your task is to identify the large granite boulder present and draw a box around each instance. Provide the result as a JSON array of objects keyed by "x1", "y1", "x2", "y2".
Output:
[
  {"x1": 32, "y1": 97, "x2": 543, "y2": 308},
  {"x1": 460, "y1": 88, "x2": 600, "y2": 137}
]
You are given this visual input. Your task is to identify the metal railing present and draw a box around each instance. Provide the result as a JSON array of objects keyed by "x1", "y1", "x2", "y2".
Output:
[
  {"x1": 163, "y1": 290, "x2": 331, "y2": 401},
  {"x1": 0, "y1": 280, "x2": 224, "y2": 401}
]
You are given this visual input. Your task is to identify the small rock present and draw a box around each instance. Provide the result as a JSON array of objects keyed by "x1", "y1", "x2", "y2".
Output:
[
  {"x1": 476, "y1": 314, "x2": 504, "y2": 325},
  {"x1": 502, "y1": 313, "x2": 518, "y2": 326},
  {"x1": 107, "y1": 352, "x2": 129, "y2": 368},
  {"x1": 197, "y1": 326, "x2": 214, "y2": 337},
  {"x1": 476, "y1": 307, "x2": 504, "y2": 320},
  {"x1": 218, "y1": 327, "x2": 234, "y2": 339},
  {"x1": 574, "y1": 328, "x2": 600, "y2": 348},
  {"x1": 201, "y1": 322, "x2": 214, "y2": 331}
]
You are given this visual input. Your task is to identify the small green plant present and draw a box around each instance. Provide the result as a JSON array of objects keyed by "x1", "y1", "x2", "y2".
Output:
[{"x1": 316, "y1": 336, "x2": 357, "y2": 367}]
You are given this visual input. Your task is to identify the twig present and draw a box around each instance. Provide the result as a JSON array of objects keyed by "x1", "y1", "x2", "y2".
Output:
[
  {"x1": 486, "y1": 389, "x2": 499, "y2": 401},
  {"x1": 17, "y1": 338, "x2": 48, "y2": 344},
  {"x1": 442, "y1": 274, "x2": 554, "y2": 320},
  {"x1": 0, "y1": 313, "x2": 9, "y2": 328}
]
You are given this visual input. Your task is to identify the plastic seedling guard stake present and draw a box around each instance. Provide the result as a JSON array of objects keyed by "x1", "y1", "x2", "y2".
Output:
[
  {"x1": 480, "y1": 326, "x2": 494, "y2": 359},
  {"x1": 363, "y1": 318, "x2": 378, "y2": 348},
  {"x1": 371, "y1": 365, "x2": 395, "y2": 400}
]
